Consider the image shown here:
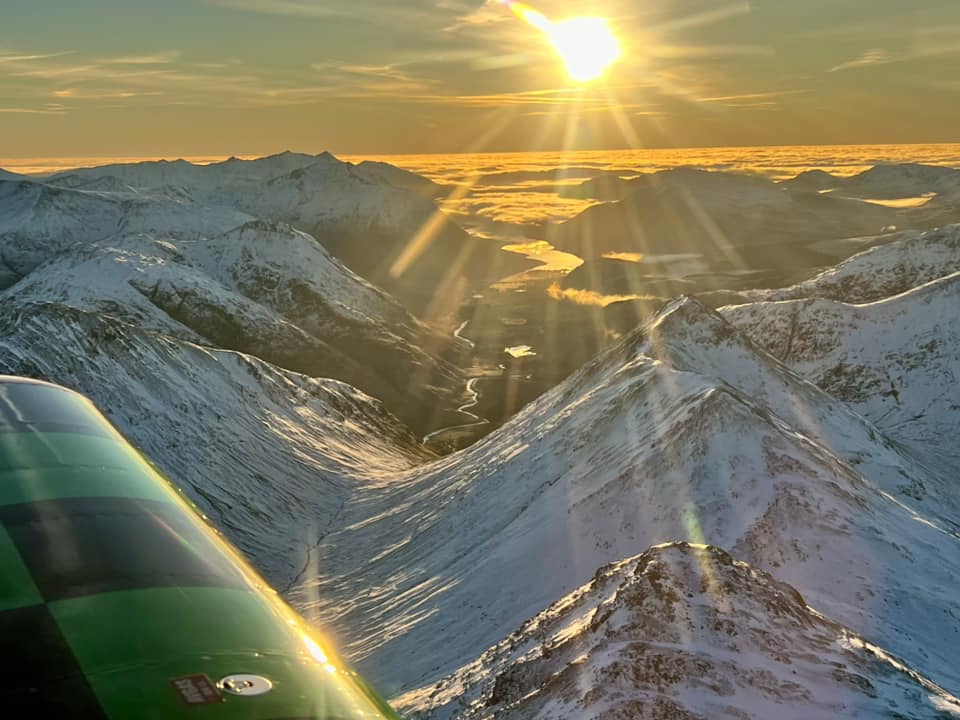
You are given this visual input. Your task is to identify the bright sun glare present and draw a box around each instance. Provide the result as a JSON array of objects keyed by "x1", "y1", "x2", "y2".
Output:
[
  {"x1": 547, "y1": 17, "x2": 621, "y2": 82},
  {"x1": 505, "y1": 2, "x2": 622, "y2": 83}
]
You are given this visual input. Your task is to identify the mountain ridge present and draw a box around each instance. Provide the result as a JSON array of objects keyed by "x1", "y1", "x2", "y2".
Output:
[
  {"x1": 291, "y1": 296, "x2": 960, "y2": 698},
  {"x1": 42, "y1": 151, "x2": 531, "y2": 314},
  {"x1": 0, "y1": 300, "x2": 431, "y2": 590},
  {"x1": 0, "y1": 173, "x2": 466, "y2": 433},
  {"x1": 723, "y1": 270, "x2": 960, "y2": 472},
  {"x1": 398, "y1": 542, "x2": 960, "y2": 720}
]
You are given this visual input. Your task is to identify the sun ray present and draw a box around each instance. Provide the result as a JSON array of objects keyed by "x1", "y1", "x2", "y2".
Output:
[{"x1": 389, "y1": 107, "x2": 517, "y2": 281}]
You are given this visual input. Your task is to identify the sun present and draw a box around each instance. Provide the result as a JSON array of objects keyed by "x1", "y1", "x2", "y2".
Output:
[
  {"x1": 502, "y1": 3, "x2": 622, "y2": 83},
  {"x1": 546, "y1": 17, "x2": 622, "y2": 83}
]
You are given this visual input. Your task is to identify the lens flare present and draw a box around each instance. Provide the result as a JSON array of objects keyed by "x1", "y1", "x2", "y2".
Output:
[{"x1": 502, "y1": 1, "x2": 621, "y2": 82}]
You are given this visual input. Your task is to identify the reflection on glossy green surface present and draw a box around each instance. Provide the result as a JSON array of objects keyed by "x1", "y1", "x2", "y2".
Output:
[{"x1": 0, "y1": 377, "x2": 399, "y2": 719}]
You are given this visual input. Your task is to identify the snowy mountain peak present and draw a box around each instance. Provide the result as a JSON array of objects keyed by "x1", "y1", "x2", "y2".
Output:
[
  {"x1": 39, "y1": 150, "x2": 523, "y2": 313},
  {"x1": 400, "y1": 542, "x2": 960, "y2": 720},
  {"x1": 0, "y1": 167, "x2": 28, "y2": 182},
  {"x1": 0, "y1": 174, "x2": 465, "y2": 433},
  {"x1": 740, "y1": 223, "x2": 960, "y2": 304},
  {"x1": 724, "y1": 270, "x2": 960, "y2": 473},
  {"x1": 782, "y1": 168, "x2": 839, "y2": 191}
]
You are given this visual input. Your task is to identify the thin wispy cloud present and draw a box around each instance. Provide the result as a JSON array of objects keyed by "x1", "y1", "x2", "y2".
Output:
[
  {"x1": 444, "y1": 0, "x2": 505, "y2": 31},
  {"x1": 207, "y1": 0, "x2": 452, "y2": 27},
  {"x1": 650, "y1": 44, "x2": 774, "y2": 60},
  {"x1": 0, "y1": 106, "x2": 66, "y2": 114},
  {"x1": 0, "y1": 46, "x2": 337, "y2": 110},
  {"x1": 51, "y1": 89, "x2": 165, "y2": 100},
  {"x1": 98, "y1": 52, "x2": 181, "y2": 65},
  {"x1": 444, "y1": 86, "x2": 653, "y2": 110},
  {"x1": 337, "y1": 64, "x2": 435, "y2": 83},
  {"x1": 0, "y1": 50, "x2": 75, "y2": 64},
  {"x1": 206, "y1": 0, "x2": 347, "y2": 18},
  {"x1": 798, "y1": 17, "x2": 960, "y2": 42},
  {"x1": 388, "y1": 48, "x2": 490, "y2": 66},
  {"x1": 829, "y1": 44, "x2": 960, "y2": 73},
  {"x1": 312, "y1": 62, "x2": 442, "y2": 96},
  {"x1": 696, "y1": 89, "x2": 810, "y2": 107},
  {"x1": 9, "y1": 63, "x2": 100, "y2": 79},
  {"x1": 829, "y1": 48, "x2": 893, "y2": 73},
  {"x1": 522, "y1": 105, "x2": 663, "y2": 118}
]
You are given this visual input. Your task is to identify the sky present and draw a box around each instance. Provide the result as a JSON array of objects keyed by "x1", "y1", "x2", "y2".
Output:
[{"x1": 1, "y1": 0, "x2": 959, "y2": 157}]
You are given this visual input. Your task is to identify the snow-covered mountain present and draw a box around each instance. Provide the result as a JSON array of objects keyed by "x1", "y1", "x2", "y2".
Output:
[
  {"x1": 781, "y1": 164, "x2": 960, "y2": 230},
  {"x1": 347, "y1": 159, "x2": 441, "y2": 197},
  {"x1": 47, "y1": 152, "x2": 530, "y2": 314},
  {"x1": 834, "y1": 163, "x2": 960, "y2": 200},
  {"x1": 718, "y1": 225, "x2": 960, "y2": 474},
  {"x1": 2, "y1": 152, "x2": 958, "y2": 719},
  {"x1": 738, "y1": 224, "x2": 960, "y2": 304},
  {"x1": 0, "y1": 301, "x2": 430, "y2": 590},
  {"x1": 0, "y1": 167, "x2": 27, "y2": 183},
  {"x1": 781, "y1": 168, "x2": 840, "y2": 193},
  {"x1": 399, "y1": 543, "x2": 960, "y2": 720},
  {"x1": 549, "y1": 168, "x2": 898, "y2": 259},
  {"x1": 0, "y1": 175, "x2": 464, "y2": 432},
  {"x1": 292, "y1": 297, "x2": 960, "y2": 700},
  {"x1": 723, "y1": 272, "x2": 960, "y2": 472}
]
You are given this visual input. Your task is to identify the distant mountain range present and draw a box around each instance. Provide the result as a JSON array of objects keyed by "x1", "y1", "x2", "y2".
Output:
[
  {"x1": 553, "y1": 164, "x2": 960, "y2": 317},
  {"x1": 1, "y1": 153, "x2": 958, "y2": 719},
  {"x1": 550, "y1": 167, "x2": 900, "y2": 259},
  {"x1": 0, "y1": 153, "x2": 510, "y2": 433},
  {"x1": 44, "y1": 151, "x2": 531, "y2": 315},
  {"x1": 784, "y1": 162, "x2": 960, "y2": 199}
]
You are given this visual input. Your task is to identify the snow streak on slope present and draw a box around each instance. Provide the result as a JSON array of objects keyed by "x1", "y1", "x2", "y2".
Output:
[
  {"x1": 399, "y1": 543, "x2": 960, "y2": 720},
  {"x1": 293, "y1": 298, "x2": 960, "y2": 699},
  {"x1": 723, "y1": 272, "x2": 960, "y2": 472},
  {"x1": 0, "y1": 301, "x2": 430, "y2": 590}
]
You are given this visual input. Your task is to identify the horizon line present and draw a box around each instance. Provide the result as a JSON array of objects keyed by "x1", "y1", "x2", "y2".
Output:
[{"x1": 4, "y1": 140, "x2": 960, "y2": 176}]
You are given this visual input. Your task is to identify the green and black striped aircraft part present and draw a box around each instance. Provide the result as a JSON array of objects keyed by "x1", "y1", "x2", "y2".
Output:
[{"x1": 0, "y1": 376, "x2": 400, "y2": 719}]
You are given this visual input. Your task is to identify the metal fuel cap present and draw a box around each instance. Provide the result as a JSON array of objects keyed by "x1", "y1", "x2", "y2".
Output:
[{"x1": 218, "y1": 674, "x2": 273, "y2": 697}]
